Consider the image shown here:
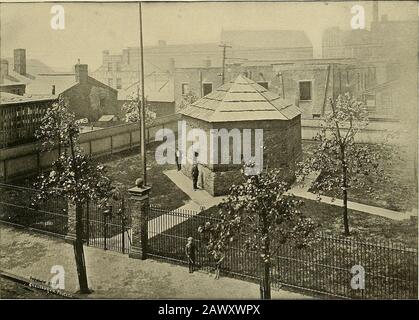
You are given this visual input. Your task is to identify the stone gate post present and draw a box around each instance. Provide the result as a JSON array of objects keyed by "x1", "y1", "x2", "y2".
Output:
[{"x1": 128, "y1": 184, "x2": 151, "y2": 260}]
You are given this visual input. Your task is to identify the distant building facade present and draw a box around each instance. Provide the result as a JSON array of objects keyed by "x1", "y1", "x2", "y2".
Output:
[
  {"x1": 175, "y1": 58, "x2": 375, "y2": 119},
  {"x1": 92, "y1": 29, "x2": 313, "y2": 98},
  {"x1": 0, "y1": 93, "x2": 56, "y2": 148},
  {"x1": 26, "y1": 63, "x2": 118, "y2": 121},
  {"x1": 0, "y1": 49, "x2": 32, "y2": 96},
  {"x1": 117, "y1": 78, "x2": 176, "y2": 118}
]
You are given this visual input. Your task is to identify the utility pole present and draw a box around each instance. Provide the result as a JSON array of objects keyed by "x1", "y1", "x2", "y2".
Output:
[
  {"x1": 137, "y1": 2, "x2": 147, "y2": 186},
  {"x1": 219, "y1": 43, "x2": 232, "y2": 84}
]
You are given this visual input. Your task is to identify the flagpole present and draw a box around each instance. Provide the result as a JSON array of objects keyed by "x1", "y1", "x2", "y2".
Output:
[{"x1": 138, "y1": 1, "x2": 147, "y2": 186}]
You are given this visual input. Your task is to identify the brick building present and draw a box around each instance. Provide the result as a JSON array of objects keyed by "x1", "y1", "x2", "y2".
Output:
[
  {"x1": 0, "y1": 49, "x2": 32, "y2": 96},
  {"x1": 117, "y1": 77, "x2": 175, "y2": 118},
  {"x1": 322, "y1": 2, "x2": 418, "y2": 84},
  {"x1": 26, "y1": 63, "x2": 118, "y2": 121},
  {"x1": 174, "y1": 58, "x2": 375, "y2": 119},
  {"x1": 92, "y1": 29, "x2": 313, "y2": 96},
  {"x1": 179, "y1": 74, "x2": 302, "y2": 196},
  {"x1": 1, "y1": 49, "x2": 118, "y2": 121},
  {"x1": 271, "y1": 59, "x2": 376, "y2": 119}
]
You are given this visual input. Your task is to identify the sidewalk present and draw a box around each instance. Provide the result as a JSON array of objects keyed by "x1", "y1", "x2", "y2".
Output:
[
  {"x1": 164, "y1": 170, "x2": 224, "y2": 210},
  {"x1": 165, "y1": 169, "x2": 417, "y2": 221},
  {"x1": 0, "y1": 225, "x2": 309, "y2": 299}
]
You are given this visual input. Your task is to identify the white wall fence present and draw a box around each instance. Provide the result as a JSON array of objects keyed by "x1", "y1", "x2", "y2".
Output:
[
  {"x1": 0, "y1": 114, "x2": 406, "y2": 182},
  {"x1": 0, "y1": 114, "x2": 180, "y2": 182}
]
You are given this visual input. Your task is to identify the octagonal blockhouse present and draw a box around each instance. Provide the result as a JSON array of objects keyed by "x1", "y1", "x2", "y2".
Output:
[{"x1": 179, "y1": 75, "x2": 302, "y2": 196}]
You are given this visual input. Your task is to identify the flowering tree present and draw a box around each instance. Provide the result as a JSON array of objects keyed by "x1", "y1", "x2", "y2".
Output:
[
  {"x1": 298, "y1": 93, "x2": 391, "y2": 236},
  {"x1": 199, "y1": 168, "x2": 317, "y2": 299},
  {"x1": 176, "y1": 91, "x2": 199, "y2": 111},
  {"x1": 122, "y1": 93, "x2": 156, "y2": 126},
  {"x1": 36, "y1": 96, "x2": 75, "y2": 155},
  {"x1": 34, "y1": 97, "x2": 112, "y2": 293}
]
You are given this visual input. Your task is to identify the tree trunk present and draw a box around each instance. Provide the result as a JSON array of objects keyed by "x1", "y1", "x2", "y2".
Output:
[
  {"x1": 260, "y1": 216, "x2": 271, "y2": 300},
  {"x1": 74, "y1": 204, "x2": 91, "y2": 294},
  {"x1": 261, "y1": 261, "x2": 271, "y2": 300},
  {"x1": 342, "y1": 162, "x2": 350, "y2": 236},
  {"x1": 342, "y1": 187, "x2": 350, "y2": 236}
]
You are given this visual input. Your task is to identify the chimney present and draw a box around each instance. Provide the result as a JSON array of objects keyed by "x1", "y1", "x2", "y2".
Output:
[
  {"x1": 52, "y1": 85, "x2": 56, "y2": 95},
  {"x1": 373, "y1": 1, "x2": 379, "y2": 22},
  {"x1": 13, "y1": 48, "x2": 26, "y2": 75},
  {"x1": 75, "y1": 63, "x2": 88, "y2": 83},
  {"x1": 0, "y1": 59, "x2": 8, "y2": 79},
  {"x1": 158, "y1": 40, "x2": 167, "y2": 47}
]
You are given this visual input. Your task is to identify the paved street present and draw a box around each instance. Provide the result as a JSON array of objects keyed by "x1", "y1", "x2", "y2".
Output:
[{"x1": 0, "y1": 225, "x2": 310, "y2": 299}]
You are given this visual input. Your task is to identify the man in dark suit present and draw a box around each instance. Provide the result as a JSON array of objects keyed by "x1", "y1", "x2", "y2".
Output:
[{"x1": 192, "y1": 164, "x2": 199, "y2": 191}]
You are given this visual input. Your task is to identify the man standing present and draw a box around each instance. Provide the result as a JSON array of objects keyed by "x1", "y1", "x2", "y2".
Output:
[
  {"x1": 192, "y1": 164, "x2": 199, "y2": 191},
  {"x1": 175, "y1": 148, "x2": 181, "y2": 171},
  {"x1": 185, "y1": 237, "x2": 197, "y2": 273}
]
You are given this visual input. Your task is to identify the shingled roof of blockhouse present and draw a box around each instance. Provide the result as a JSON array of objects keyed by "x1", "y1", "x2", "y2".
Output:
[{"x1": 180, "y1": 74, "x2": 301, "y2": 123}]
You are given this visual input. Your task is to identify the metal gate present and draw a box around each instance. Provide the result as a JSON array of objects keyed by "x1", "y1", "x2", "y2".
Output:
[{"x1": 82, "y1": 198, "x2": 132, "y2": 253}]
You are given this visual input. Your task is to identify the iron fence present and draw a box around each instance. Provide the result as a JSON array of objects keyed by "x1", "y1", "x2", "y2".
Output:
[
  {"x1": 0, "y1": 184, "x2": 417, "y2": 299},
  {"x1": 147, "y1": 205, "x2": 418, "y2": 300},
  {"x1": 0, "y1": 183, "x2": 68, "y2": 236},
  {"x1": 82, "y1": 199, "x2": 132, "y2": 253},
  {"x1": 0, "y1": 183, "x2": 131, "y2": 254}
]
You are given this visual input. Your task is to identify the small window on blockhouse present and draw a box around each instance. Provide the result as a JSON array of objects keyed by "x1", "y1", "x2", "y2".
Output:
[
  {"x1": 202, "y1": 83, "x2": 213, "y2": 96},
  {"x1": 116, "y1": 78, "x2": 122, "y2": 89},
  {"x1": 299, "y1": 81, "x2": 312, "y2": 101},
  {"x1": 181, "y1": 83, "x2": 189, "y2": 95},
  {"x1": 257, "y1": 82, "x2": 269, "y2": 90}
]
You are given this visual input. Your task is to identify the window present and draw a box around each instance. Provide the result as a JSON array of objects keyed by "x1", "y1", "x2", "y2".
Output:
[
  {"x1": 100, "y1": 98, "x2": 106, "y2": 109},
  {"x1": 299, "y1": 81, "x2": 312, "y2": 101},
  {"x1": 116, "y1": 63, "x2": 121, "y2": 72},
  {"x1": 116, "y1": 78, "x2": 122, "y2": 89},
  {"x1": 365, "y1": 94, "x2": 376, "y2": 112},
  {"x1": 181, "y1": 83, "x2": 189, "y2": 95},
  {"x1": 108, "y1": 63, "x2": 112, "y2": 72},
  {"x1": 257, "y1": 82, "x2": 269, "y2": 90},
  {"x1": 108, "y1": 78, "x2": 113, "y2": 87},
  {"x1": 202, "y1": 83, "x2": 212, "y2": 96}
]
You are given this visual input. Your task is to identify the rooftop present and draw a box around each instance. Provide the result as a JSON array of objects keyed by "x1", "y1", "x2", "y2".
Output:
[
  {"x1": 0, "y1": 92, "x2": 56, "y2": 106},
  {"x1": 180, "y1": 74, "x2": 300, "y2": 123},
  {"x1": 25, "y1": 73, "x2": 78, "y2": 96},
  {"x1": 119, "y1": 77, "x2": 174, "y2": 102}
]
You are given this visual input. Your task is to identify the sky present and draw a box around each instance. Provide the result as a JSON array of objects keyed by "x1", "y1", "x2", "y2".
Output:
[{"x1": 1, "y1": 1, "x2": 417, "y2": 71}]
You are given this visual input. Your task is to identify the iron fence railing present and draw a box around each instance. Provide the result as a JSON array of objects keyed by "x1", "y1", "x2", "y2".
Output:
[
  {"x1": 147, "y1": 205, "x2": 418, "y2": 300},
  {"x1": 0, "y1": 183, "x2": 68, "y2": 236},
  {"x1": 82, "y1": 199, "x2": 132, "y2": 254}
]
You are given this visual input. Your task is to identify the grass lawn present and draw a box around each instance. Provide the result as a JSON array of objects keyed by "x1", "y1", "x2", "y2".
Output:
[
  {"x1": 10, "y1": 142, "x2": 189, "y2": 211},
  {"x1": 3, "y1": 142, "x2": 190, "y2": 229},
  {"x1": 100, "y1": 142, "x2": 190, "y2": 210},
  {"x1": 201, "y1": 197, "x2": 418, "y2": 248},
  {"x1": 302, "y1": 140, "x2": 417, "y2": 212}
]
